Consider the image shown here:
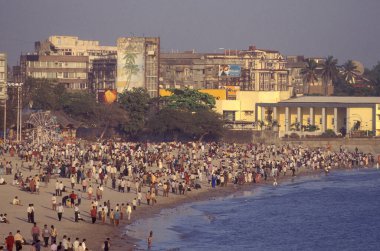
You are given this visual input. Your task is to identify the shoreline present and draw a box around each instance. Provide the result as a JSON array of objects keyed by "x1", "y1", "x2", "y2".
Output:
[
  {"x1": 1, "y1": 146, "x2": 377, "y2": 251},
  {"x1": 111, "y1": 166, "x2": 346, "y2": 250}
]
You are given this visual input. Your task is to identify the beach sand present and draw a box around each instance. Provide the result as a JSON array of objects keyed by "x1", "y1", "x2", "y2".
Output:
[{"x1": 0, "y1": 150, "x2": 340, "y2": 251}]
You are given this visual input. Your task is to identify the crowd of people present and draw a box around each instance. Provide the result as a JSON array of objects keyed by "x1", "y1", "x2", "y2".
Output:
[{"x1": 0, "y1": 140, "x2": 376, "y2": 250}]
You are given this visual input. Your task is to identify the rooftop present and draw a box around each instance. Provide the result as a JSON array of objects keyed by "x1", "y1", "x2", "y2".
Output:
[{"x1": 280, "y1": 96, "x2": 380, "y2": 104}]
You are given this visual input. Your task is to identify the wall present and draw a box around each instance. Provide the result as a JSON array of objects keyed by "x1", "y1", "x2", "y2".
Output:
[{"x1": 347, "y1": 107, "x2": 373, "y2": 131}]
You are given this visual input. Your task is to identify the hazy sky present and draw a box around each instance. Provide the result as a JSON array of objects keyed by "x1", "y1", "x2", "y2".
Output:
[{"x1": 1, "y1": 0, "x2": 379, "y2": 67}]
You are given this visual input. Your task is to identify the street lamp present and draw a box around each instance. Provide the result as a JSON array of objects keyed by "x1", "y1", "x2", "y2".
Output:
[{"x1": 7, "y1": 82, "x2": 24, "y2": 142}]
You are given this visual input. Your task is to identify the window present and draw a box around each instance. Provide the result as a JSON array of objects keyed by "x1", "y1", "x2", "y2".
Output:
[
  {"x1": 244, "y1": 111, "x2": 254, "y2": 116},
  {"x1": 223, "y1": 111, "x2": 236, "y2": 122},
  {"x1": 63, "y1": 72, "x2": 69, "y2": 78}
]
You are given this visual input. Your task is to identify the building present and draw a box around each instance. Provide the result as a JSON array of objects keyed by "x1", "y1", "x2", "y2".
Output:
[
  {"x1": 116, "y1": 37, "x2": 160, "y2": 97},
  {"x1": 35, "y1": 35, "x2": 117, "y2": 61},
  {"x1": 160, "y1": 45, "x2": 290, "y2": 95},
  {"x1": 159, "y1": 88, "x2": 293, "y2": 127},
  {"x1": 35, "y1": 35, "x2": 117, "y2": 91},
  {"x1": 20, "y1": 54, "x2": 89, "y2": 90},
  {"x1": 257, "y1": 96, "x2": 380, "y2": 136},
  {"x1": 0, "y1": 53, "x2": 7, "y2": 101},
  {"x1": 89, "y1": 57, "x2": 117, "y2": 91}
]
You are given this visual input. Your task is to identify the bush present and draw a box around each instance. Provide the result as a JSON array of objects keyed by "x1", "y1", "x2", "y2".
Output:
[
  {"x1": 321, "y1": 129, "x2": 337, "y2": 138},
  {"x1": 289, "y1": 132, "x2": 300, "y2": 139}
]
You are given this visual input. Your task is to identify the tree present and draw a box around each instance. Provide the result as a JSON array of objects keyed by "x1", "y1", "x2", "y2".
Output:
[
  {"x1": 320, "y1": 56, "x2": 339, "y2": 96},
  {"x1": 118, "y1": 87, "x2": 150, "y2": 138},
  {"x1": 147, "y1": 108, "x2": 224, "y2": 141},
  {"x1": 341, "y1": 60, "x2": 358, "y2": 84},
  {"x1": 301, "y1": 59, "x2": 319, "y2": 95},
  {"x1": 163, "y1": 88, "x2": 216, "y2": 111}
]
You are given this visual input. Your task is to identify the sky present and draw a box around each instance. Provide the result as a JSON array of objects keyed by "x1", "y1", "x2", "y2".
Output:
[{"x1": 0, "y1": 0, "x2": 379, "y2": 68}]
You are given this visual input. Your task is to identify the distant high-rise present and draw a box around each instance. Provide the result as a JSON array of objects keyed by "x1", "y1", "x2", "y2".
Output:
[{"x1": 116, "y1": 37, "x2": 160, "y2": 97}]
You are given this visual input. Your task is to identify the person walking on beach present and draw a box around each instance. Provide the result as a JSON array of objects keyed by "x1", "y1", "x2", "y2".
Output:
[
  {"x1": 14, "y1": 230, "x2": 23, "y2": 251},
  {"x1": 50, "y1": 225, "x2": 58, "y2": 245},
  {"x1": 27, "y1": 204, "x2": 35, "y2": 223},
  {"x1": 90, "y1": 206, "x2": 97, "y2": 224},
  {"x1": 126, "y1": 203, "x2": 132, "y2": 221},
  {"x1": 5, "y1": 232, "x2": 14, "y2": 251},
  {"x1": 57, "y1": 203, "x2": 64, "y2": 221},
  {"x1": 147, "y1": 231, "x2": 153, "y2": 249},
  {"x1": 102, "y1": 238, "x2": 110, "y2": 251},
  {"x1": 114, "y1": 210, "x2": 120, "y2": 226},
  {"x1": 42, "y1": 224, "x2": 50, "y2": 247},
  {"x1": 31, "y1": 223, "x2": 40, "y2": 242},
  {"x1": 52, "y1": 193, "x2": 57, "y2": 210}
]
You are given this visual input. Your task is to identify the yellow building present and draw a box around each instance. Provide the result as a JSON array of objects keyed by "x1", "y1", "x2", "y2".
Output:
[{"x1": 257, "y1": 96, "x2": 380, "y2": 136}]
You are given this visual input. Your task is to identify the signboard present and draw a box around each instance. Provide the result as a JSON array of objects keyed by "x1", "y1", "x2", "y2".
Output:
[
  {"x1": 218, "y1": 64, "x2": 241, "y2": 77},
  {"x1": 116, "y1": 37, "x2": 145, "y2": 93}
]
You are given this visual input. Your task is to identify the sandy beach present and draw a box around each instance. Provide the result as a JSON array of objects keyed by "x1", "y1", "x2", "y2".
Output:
[
  {"x1": 0, "y1": 155, "x2": 334, "y2": 251},
  {"x1": 0, "y1": 142, "x2": 376, "y2": 251}
]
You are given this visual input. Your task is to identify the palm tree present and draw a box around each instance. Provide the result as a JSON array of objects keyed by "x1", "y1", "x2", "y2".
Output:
[
  {"x1": 341, "y1": 60, "x2": 358, "y2": 84},
  {"x1": 320, "y1": 56, "x2": 338, "y2": 96},
  {"x1": 301, "y1": 59, "x2": 319, "y2": 95},
  {"x1": 122, "y1": 44, "x2": 140, "y2": 92}
]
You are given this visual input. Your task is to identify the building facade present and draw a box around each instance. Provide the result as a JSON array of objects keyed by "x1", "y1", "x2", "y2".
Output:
[
  {"x1": 160, "y1": 45, "x2": 290, "y2": 95},
  {"x1": 32, "y1": 35, "x2": 117, "y2": 91},
  {"x1": 257, "y1": 96, "x2": 380, "y2": 137},
  {"x1": 20, "y1": 54, "x2": 89, "y2": 90},
  {"x1": 116, "y1": 37, "x2": 160, "y2": 97}
]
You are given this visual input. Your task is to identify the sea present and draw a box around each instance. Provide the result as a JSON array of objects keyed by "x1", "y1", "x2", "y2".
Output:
[{"x1": 125, "y1": 169, "x2": 380, "y2": 251}]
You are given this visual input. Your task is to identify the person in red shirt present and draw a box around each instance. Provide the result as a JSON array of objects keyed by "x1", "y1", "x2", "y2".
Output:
[
  {"x1": 6, "y1": 232, "x2": 15, "y2": 251},
  {"x1": 90, "y1": 206, "x2": 97, "y2": 224},
  {"x1": 69, "y1": 191, "x2": 77, "y2": 208}
]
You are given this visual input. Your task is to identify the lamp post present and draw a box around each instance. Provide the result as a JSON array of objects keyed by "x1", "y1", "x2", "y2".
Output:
[
  {"x1": 3, "y1": 96, "x2": 6, "y2": 143},
  {"x1": 7, "y1": 82, "x2": 24, "y2": 142}
]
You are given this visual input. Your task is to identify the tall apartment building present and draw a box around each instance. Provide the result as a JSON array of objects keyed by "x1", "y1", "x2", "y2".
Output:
[
  {"x1": 20, "y1": 54, "x2": 89, "y2": 90},
  {"x1": 116, "y1": 37, "x2": 160, "y2": 97},
  {"x1": 0, "y1": 53, "x2": 7, "y2": 101},
  {"x1": 160, "y1": 45, "x2": 290, "y2": 95},
  {"x1": 32, "y1": 35, "x2": 117, "y2": 91}
]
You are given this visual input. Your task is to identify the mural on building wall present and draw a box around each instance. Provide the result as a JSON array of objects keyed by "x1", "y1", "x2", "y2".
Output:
[{"x1": 116, "y1": 38, "x2": 145, "y2": 93}]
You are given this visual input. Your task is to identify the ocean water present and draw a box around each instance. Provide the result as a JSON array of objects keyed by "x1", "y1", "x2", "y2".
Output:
[{"x1": 126, "y1": 169, "x2": 380, "y2": 251}]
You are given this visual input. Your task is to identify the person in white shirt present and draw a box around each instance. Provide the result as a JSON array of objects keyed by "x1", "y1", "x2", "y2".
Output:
[
  {"x1": 126, "y1": 203, "x2": 132, "y2": 220},
  {"x1": 73, "y1": 237, "x2": 80, "y2": 251},
  {"x1": 50, "y1": 240, "x2": 58, "y2": 251},
  {"x1": 57, "y1": 203, "x2": 64, "y2": 221}
]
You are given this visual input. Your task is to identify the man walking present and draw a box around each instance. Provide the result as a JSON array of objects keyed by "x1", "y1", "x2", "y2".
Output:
[
  {"x1": 41, "y1": 224, "x2": 50, "y2": 247},
  {"x1": 57, "y1": 203, "x2": 64, "y2": 221},
  {"x1": 31, "y1": 223, "x2": 40, "y2": 242}
]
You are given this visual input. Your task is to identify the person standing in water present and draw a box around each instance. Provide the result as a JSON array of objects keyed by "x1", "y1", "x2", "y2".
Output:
[{"x1": 147, "y1": 231, "x2": 153, "y2": 249}]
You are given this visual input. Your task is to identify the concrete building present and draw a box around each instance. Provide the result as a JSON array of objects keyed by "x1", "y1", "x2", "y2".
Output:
[
  {"x1": 160, "y1": 45, "x2": 290, "y2": 95},
  {"x1": 116, "y1": 37, "x2": 160, "y2": 97},
  {"x1": 0, "y1": 53, "x2": 7, "y2": 101},
  {"x1": 89, "y1": 57, "x2": 117, "y2": 91},
  {"x1": 257, "y1": 96, "x2": 380, "y2": 137},
  {"x1": 20, "y1": 54, "x2": 89, "y2": 90},
  {"x1": 35, "y1": 35, "x2": 117, "y2": 61},
  {"x1": 35, "y1": 35, "x2": 117, "y2": 91}
]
